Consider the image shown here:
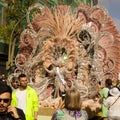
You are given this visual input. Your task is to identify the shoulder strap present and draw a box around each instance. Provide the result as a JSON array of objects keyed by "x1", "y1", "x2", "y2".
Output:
[{"x1": 108, "y1": 96, "x2": 120, "y2": 109}]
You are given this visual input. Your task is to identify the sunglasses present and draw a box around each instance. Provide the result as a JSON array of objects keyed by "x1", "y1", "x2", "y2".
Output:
[{"x1": 0, "y1": 99, "x2": 11, "y2": 103}]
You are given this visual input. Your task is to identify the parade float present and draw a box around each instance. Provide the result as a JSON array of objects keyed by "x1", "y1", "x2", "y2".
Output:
[{"x1": 9, "y1": 3, "x2": 120, "y2": 118}]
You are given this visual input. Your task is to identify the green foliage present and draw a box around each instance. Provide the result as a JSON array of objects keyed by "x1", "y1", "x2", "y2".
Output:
[
  {"x1": 38, "y1": 0, "x2": 92, "y2": 8},
  {"x1": 0, "y1": 0, "x2": 39, "y2": 44},
  {"x1": 37, "y1": 0, "x2": 93, "y2": 11},
  {"x1": 0, "y1": 22, "x2": 15, "y2": 43},
  {"x1": 6, "y1": 0, "x2": 38, "y2": 28}
]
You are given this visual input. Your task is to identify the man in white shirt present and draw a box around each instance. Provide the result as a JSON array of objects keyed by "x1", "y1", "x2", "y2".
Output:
[{"x1": 12, "y1": 74, "x2": 39, "y2": 120}]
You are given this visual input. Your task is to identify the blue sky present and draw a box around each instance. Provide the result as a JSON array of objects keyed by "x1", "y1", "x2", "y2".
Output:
[{"x1": 98, "y1": 0, "x2": 120, "y2": 33}]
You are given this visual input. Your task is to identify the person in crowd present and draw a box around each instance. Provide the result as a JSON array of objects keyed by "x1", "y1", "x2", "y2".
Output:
[
  {"x1": 98, "y1": 81, "x2": 102, "y2": 93},
  {"x1": 0, "y1": 83, "x2": 26, "y2": 120},
  {"x1": 116, "y1": 79, "x2": 120, "y2": 90},
  {"x1": 51, "y1": 87, "x2": 88, "y2": 120},
  {"x1": 0, "y1": 73, "x2": 7, "y2": 84},
  {"x1": 39, "y1": 83, "x2": 55, "y2": 101},
  {"x1": 99, "y1": 78, "x2": 112, "y2": 120},
  {"x1": 46, "y1": 83, "x2": 55, "y2": 98},
  {"x1": 12, "y1": 74, "x2": 39, "y2": 120},
  {"x1": 104, "y1": 87, "x2": 120, "y2": 120},
  {"x1": 11, "y1": 76, "x2": 19, "y2": 90}
]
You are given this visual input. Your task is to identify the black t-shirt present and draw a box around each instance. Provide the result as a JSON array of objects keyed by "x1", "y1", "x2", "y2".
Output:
[{"x1": 0, "y1": 108, "x2": 26, "y2": 120}]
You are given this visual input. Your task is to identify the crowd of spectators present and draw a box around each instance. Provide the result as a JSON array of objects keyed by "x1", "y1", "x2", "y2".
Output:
[{"x1": 1, "y1": 72, "x2": 120, "y2": 120}]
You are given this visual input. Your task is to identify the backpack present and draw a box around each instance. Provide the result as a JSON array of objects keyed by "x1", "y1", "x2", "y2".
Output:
[{"x1": 52, "y1": 109, "x2": 64, "y2": 120}]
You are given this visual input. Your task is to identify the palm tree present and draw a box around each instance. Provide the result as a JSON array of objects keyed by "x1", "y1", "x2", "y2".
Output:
[{"x1": 5, "y1": 0, "x2": 38, "y2": 72}]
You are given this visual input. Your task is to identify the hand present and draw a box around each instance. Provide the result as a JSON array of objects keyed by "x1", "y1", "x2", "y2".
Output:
[{"x1": 7, "y1": 105, "x2": 20, "y2": 119}]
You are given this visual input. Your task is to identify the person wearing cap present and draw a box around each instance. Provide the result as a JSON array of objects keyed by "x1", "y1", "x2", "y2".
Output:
[{"x1": 104, "y1": 87, "x2": 120, "y2": 120}]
